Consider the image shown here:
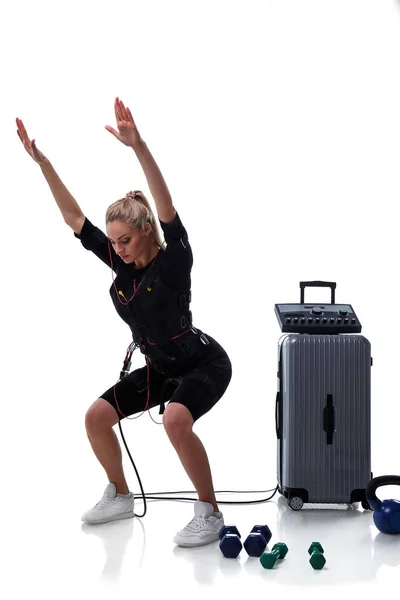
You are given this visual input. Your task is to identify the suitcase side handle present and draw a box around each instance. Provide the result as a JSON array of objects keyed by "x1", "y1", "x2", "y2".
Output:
[
  {"x1": 323, "y1": 394, "x2": 336, "y2": 445},
  {"x1": 275, "y1": 392, "x2": 281, "y2": 439},
  {"x1": 300, "y1": 281, "x2": 336, "y2": 304}
]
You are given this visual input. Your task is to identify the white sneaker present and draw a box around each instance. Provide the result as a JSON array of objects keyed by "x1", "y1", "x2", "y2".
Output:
[
  {"x1": 173, "y1": 500, "x2": 224, "y2": 547},
  {"x1": 81, "y1": 483, "x2": 134, "y2": 525}
]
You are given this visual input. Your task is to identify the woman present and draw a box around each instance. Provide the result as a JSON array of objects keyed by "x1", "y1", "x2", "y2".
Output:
[{"x1": 16, "y1": 98, "x2": 232, "y2": 548}]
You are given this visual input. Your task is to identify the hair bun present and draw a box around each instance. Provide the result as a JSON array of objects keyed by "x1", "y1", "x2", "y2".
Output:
[{"x1": 125, "y1": 191, "x2": 137, "y2": 201}]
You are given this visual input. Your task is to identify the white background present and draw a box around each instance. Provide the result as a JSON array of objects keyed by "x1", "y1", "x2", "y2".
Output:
[{"x1": 2, "y1": 0, "x2": 400, "y2": 597}]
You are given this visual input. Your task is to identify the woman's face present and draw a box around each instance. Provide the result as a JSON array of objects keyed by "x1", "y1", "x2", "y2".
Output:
[{"x1": 107, "y1": 220, "x2": 151, "y2": 263}]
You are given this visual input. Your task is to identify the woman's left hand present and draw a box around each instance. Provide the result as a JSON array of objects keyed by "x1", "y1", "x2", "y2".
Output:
[{"x1": 105, "y1": 97, "x2": 143, "y2": 149}]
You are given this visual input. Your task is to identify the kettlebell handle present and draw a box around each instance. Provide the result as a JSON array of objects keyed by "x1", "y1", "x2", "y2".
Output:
[{"x1": 366, "y1": 475, "x2": 400, "y2": 510}]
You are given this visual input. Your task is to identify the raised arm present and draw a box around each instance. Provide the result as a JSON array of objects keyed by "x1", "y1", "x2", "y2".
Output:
[
  {"x1": 105, "y1": 98, "x2": 176, "y2": 224},
  {"x1": 16, "y1": 118, "x2": 85, "y2": 234}
]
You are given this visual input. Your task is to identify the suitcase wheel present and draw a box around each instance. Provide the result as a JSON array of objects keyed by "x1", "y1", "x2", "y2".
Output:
[{"x1": 288, "y1": 496, "x2": 304, "y2": 511}]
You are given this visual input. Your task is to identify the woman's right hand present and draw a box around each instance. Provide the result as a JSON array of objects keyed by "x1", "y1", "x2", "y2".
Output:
[{"x1": 16, "y1": 118, "x2": 48, "y2": 165}]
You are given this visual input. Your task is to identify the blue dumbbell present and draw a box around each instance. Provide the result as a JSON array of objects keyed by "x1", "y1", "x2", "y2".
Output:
[
  {"x1": 244, "y1": 525, "x2": 272, "y2": 557},
  {"x1": 219, "y1": 525, "x2": 242, "y2": 558}
]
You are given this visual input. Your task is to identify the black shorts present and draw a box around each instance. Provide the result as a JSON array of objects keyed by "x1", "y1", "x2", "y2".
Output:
[{"x1": 100, "y1": 339, "x2": 232, "y2": 422}]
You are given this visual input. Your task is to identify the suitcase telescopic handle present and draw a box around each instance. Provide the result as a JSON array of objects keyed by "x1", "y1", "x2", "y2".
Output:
[{"x1": 300, "y1": 281, "x2": 336, "y2": 304}]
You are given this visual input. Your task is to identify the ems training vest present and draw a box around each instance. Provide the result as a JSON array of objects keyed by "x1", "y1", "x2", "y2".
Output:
[
  {"x1": 74, "y1": 212, "x2": 210, "y2": 375},
  {"x1": 111, "y1": 248, "x2": 208, "y2": 372}
]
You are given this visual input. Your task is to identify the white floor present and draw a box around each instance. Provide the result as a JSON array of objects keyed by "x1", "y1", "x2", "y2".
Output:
[{"x1": 5, "y1": 484, "x2": 399, "y2": 599}]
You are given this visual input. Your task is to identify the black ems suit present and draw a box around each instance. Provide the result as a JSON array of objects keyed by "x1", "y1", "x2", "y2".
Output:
[{"x1": 74, "y1": 211, "x2": 232, "y2": 421}]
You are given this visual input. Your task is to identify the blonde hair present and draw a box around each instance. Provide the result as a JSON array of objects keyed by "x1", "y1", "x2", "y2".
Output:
[{"x1": 105, "y1": 190, "x2": 166, "y2": 250}]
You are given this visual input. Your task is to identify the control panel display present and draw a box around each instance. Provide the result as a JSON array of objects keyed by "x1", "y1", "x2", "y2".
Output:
[{"x1": 275, "y1": 303, "x2": 361, "y2": 334}]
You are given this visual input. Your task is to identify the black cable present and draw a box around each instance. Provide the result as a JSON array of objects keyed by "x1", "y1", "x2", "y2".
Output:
[
  {"x1": 142, "y1": 487, "x2": 278, "y2": 495},
  {"x1": 119, "y1": 412, "x2": 279, "y2": 511},
  {"x1": 118, "y1": 419, "x2": 147, "y2": 518},
  {"x1": 119, "y1": 414, "x2": 279, "y2": 509},
  {"x1": 134, "y1": 486, "x2": 279, "y2": 505}
]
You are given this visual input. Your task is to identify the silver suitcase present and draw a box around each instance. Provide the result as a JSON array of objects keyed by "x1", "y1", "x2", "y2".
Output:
[{"x1": 275, "y1": 281, "x2": 372, "y2": 510}]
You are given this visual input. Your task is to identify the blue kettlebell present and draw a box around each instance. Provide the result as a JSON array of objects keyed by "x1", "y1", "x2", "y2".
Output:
[{"x1": 366, "y1": 475, "x2": 400, "y2": 534}]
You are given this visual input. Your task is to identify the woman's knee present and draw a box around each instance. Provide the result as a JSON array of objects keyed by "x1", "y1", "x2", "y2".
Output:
[
  {"x1": 163, "y1": 403, "x2": 193, "y2": 441},
  {"x1": 85, "y1": 398, "x2": 119, "y2": 432}
]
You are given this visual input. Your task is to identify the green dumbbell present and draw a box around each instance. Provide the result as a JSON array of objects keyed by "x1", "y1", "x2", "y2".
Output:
[
  {"x1": 259, "y1": 542, "x2": 289, "y2": 569},
  {"x1": 308, "y1": 542, "x2": 326, "y2": 570}
]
